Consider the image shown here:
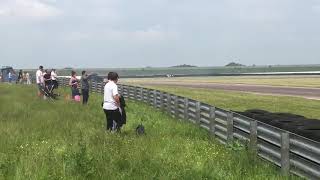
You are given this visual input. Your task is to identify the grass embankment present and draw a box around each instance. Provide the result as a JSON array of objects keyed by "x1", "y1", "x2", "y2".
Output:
[
  {"x1": 122, "y1": 75, "x2": 320, "y2": 88},
  {"x1": 0, "y1": 84, "x2": 300, "y2": 179},
  {"x1": 140, "y1": 85, "x2": 320, "y2": 120}
]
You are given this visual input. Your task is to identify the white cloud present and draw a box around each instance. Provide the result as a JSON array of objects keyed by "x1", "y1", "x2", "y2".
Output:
[
  {"x1": 131, "y1": 25, "x2": 179, "y2": 42},
  {"x1": 63, "y1": 25, "x2": 179, "y2": 43},
  {"x1": 0, "y1": 0, "x2": 61, "y2": 19},
  {"x1": 64, "y1": 32, "x2": 92, "y2": 41},
  {"x1": 312, "y1": 4, "x2": 320, "y2": 13}
]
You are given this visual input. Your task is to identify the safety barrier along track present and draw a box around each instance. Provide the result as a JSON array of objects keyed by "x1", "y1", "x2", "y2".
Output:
[{"x1": 58, "y1": 78, "x2": 320, "y2": 179}]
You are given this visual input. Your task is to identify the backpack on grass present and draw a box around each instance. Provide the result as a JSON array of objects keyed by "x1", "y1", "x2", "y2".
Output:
[{"x1": 136, "y1": 124, "x2": 145, "y2": 135}]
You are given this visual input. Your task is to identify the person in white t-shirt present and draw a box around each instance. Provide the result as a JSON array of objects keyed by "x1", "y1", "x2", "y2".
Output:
[
  {"x1": 103, "y1": 72, "x2": 121, "y2": 131},
  {"x1": 36, "y1": 66, "x2": 44, "y2": 97},
  {"x1": 51, "y1": 69, "x2": 58, "y2": 89}
]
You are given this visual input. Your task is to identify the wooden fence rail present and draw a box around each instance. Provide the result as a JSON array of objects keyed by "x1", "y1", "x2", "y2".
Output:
[{"x1": 58, "y1": 78, "x2": 320, "y2": 179}]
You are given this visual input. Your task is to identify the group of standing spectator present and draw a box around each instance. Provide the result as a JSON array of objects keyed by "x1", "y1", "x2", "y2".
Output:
[
  {"x1": 68, "y1": 70, "x2": 92, "y2": 104},
  {"x1": 35, "y1": 66, "x2": 124, "y2": 132},
  {"x1": 6, "y1": 69, "x2": 31, "y2": 84},
  {"x1": 68, "y1": 71, "x2": 124, "y2": 132},
  {"x1": 36, "y1": 66, "x2": 59, "y2": 97}
]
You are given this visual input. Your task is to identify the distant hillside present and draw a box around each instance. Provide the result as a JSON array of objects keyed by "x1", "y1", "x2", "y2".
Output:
[
  {"x1": 171, "y1": 64, "x2": 197, "y2": 68},
  {"x1": 225, "y1": 62, "x2": 246, "y2": 67}
]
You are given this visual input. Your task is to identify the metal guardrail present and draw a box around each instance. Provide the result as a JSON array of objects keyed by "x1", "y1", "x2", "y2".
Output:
[{"x1": 57, "y1": 78, "x2": 320, "y2": 179}]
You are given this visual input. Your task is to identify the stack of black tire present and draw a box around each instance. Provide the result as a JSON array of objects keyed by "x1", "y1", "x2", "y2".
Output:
[{"x1": 238, "y1": 109, "x2": 320, "y2": 142}]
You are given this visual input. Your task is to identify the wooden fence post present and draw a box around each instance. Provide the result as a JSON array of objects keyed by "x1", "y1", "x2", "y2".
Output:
[
  {"x1": 209, "y1": 106, "x2": 216, "y2": 136},
  {"x1": 167, "y1": 94, "x2": 171, "y2": 114},
  {"x1": 281, "y1": 132, "x2": 290, "y2": 175},
  {"x1": 195, "y1": 102, "x2": 201, "y2": 125},
  {"x1": 184, "y1": 98, "x2": 189, "y2": 120},
  {"x1": 249, "y1": 120, "x2": 257, "y2": 154},
  {"x1": 227, "y1": 112, "x2": 234, "y2": 143}
]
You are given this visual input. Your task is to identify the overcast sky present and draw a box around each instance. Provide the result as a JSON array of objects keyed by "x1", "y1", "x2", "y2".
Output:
[{"x1": 1, "y1": 0, "x2": 320, "y2": 69}]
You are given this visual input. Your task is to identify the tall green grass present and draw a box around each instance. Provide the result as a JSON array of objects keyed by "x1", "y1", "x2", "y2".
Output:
[{"x1": 0, "y1": 84, "x2": 300, "y2": 179}]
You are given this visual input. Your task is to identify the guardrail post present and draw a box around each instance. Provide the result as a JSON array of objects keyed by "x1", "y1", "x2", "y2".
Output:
[
  {"x1": 153, "y1": 90, "x2": 157, "y2": 107},
  {"x1": 174, "y1": 96, "x2": 178, "y2": 118},
  {"x1": 281, "y1": 132, "x2": 290, "y2": 175},
  {"x1": 97, "y1": 82, "x2": 100, "y2": 93},
  {"x1": 160, "y1": 92, "x2": 164, "y2": 109},
  {"x1": 100, "y1": 82, "x2": 104, "y2": 94},
  {"x1": 170, "y1": 96, "x2": 175, "y2": 116},
  {"x1": 209, "y1": 106, "x2": 216, "y2": 136},
  {"x1": 118, "y1": 84, "x2": 122, "y2": 94},
  {"x1": 184, "y1": 98, "x2": 189, "y2": 120},
  {"x1": 140, "y1": 88, "x2": 143, "y2": 101},
  {"x1": 133, "y1": 87, "x2": 137, "y2": 100},
  {"x1": 227, "y1": 112, "x2": 234, "y2": 143},
  {"x1": 127, "y1": 86, "x2": 131, "y2": 98},
  {"x1": 130, "y1": 86, "x2": 133, "y2": 99},
  {"x1": 96, "y1": 82, "x2": 99, "y2": 93},
  {"x1": 64, "y1": 78, "x2": 68, "y2": 87},
  {"x1": 123, "y1": 85, "x2": 128, "y2": 98},
  {"x1": 149, "y1": 89, "x2": 153, "y2": 105},
  {"x1": 195, "y1": 102, "x2": 201, "y2": 125},
  {"x1": 131, "y1": 87, "x2": 135, "y2": 99},
  {"x1": 91, "y1": 80, "x2": 94, "y2": 93},
  {"x1": 167, "y1": 94, "x2": 171, "y2": 114},
  {"x1": 249, "y1": 120, "x2": 257, "y2": 154},
  {"x1": 94, "y1": 81, "x2": 98, "y2": 93}
]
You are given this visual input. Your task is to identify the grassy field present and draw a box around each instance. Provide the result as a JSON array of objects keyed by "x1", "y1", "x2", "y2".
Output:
[
  {"x1": 122, "y1": 75, "x2": 320, "y2": 88},
  {"x1": 0, "y1": 84, "x2": 300, "y2": 179},
  {"x1": 138, "y1": 85, "x2": 320, "y2": 120}
]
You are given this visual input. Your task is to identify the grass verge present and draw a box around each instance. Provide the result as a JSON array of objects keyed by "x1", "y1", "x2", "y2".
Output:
[{"x1": 0, "y1": 84, "x2": 300, "y2": 179}]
